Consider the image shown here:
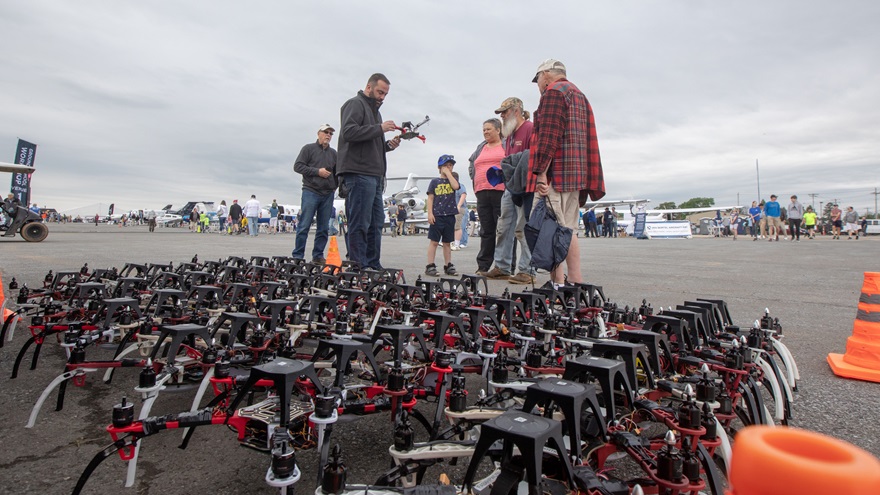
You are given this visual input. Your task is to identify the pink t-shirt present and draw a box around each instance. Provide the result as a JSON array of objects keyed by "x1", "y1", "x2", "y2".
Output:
[{"x1": 473, "y1": 143, "x2": 506, "y2": 193}]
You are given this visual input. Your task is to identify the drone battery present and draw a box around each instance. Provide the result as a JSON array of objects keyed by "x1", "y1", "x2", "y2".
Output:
[
  {"x1": 491, "y1": 367, "x2": 508, "y2": 384},
  {"x1": 139, "y1": 365, "x2": 157, "y2": 388},
  {"x1": 271, "y1": 448, "x2": 297, "y2": 479},
  {"x1": 657, "y1": 449, "x2": 683, "y2": 482},
  {"x1": 314, "y1": 396, "x2": 336, "y2": 419},
  {"x1": 725, "y1": 352, "x2": 743, "y2": 370},
  {"x1": 214, "y1": 360, "x2": 231, "y2": 378},
  {"x1": 716, "y1": 392, "x2": 733, "y2": 415},
  {"x1": 683, "y1": 453, "x2": 701, "y2": 482},
  {"x1": 112, "y1": 398, "x2": 134, "y2": 428},
  {"x1": 696, "y1": 380, "x2": 716, "y2": 403},
  {"x1": 433, "y1": 351, "x2": 452, "y2": 369},
  {"x1": 70, "y1": 346, "x2": 86, "y2": 364},
  {"x1": 678, "y1": 401, "x2": 701, "y2": 430},
  {"x1": 201, "y1": 349, "x2": 217, "y2": 365},
  {"x1": 449, "y1": 392, "x2": 467, "y2": 412},
  {"x1": 526, "y1": 348, "x2": 543, "y2": 368},
  {"x1": 387, "y1": 368, "x2": 405, "y2": 391}
]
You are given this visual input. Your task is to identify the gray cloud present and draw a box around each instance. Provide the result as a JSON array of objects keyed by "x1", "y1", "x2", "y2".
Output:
[{"x1": 1, "y1": 0, "x2": 878, "y2": 215}]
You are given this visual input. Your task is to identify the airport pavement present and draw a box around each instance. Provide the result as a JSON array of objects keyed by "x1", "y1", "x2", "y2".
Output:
[{"x1": 0, "y1": 224, "x2": 878, "y2": 494}]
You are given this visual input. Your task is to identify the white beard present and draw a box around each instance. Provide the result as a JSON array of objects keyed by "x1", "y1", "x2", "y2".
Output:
[{"x1": 502, "y1": 117, "x2": 518, "y2": 138}]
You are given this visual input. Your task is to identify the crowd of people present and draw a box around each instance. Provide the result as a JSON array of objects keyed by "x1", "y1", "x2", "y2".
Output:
[
  {"x1": 709, "y1": 194, "x2": 870, "y2": 241},
  {"x1": 274, "y1": 60, "x2": 605, "y2": 286}
]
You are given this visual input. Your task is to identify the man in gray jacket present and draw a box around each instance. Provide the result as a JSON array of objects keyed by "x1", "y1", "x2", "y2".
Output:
[
  {"x1": 786, "y1": 195, "x2": 804, "y2": 241},
  {"x1": 337, "y1": 73, "x2": 401, "y2": 269},
  {"x1": 293, "y1": 124, "x2": 337, "y2": 263}
]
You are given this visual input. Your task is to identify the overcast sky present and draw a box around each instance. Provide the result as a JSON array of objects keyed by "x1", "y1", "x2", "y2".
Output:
[{"x1": 2, "y1": 1, "x2": 879, "y2": 215}]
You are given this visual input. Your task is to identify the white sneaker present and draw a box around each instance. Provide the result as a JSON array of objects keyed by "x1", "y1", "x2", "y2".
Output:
[{"x1": 450, "y1": 244, "x2": 459, "y2": 251}]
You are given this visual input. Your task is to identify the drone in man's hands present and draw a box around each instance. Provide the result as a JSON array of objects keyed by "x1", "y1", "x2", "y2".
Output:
[{"x1": 395, "y1": 115, "x2": 429, "y2": 142}]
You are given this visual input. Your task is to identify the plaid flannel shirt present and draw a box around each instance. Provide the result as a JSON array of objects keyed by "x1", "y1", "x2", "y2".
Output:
[{"x1": 529, "y1": 79, "x2": 605, "y2": 202}]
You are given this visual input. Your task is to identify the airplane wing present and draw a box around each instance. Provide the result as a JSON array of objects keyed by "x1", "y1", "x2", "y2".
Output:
[
  {"x1": 583, "y1": 199, "x2": 649, "y2": 209},
  {"x1": 0, "y1": 161, "x2": 36, "y2": 174},
  {"x1": 646, "y1": 206, "x2": 742, "y2": 214}
]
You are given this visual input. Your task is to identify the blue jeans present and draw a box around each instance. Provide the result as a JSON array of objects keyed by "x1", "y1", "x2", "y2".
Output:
[
  {"x1": 246, "y1": 216, "x2": 259, "y2": 236},
  {"x1": 343, "y1": 174, "x2": 384, "y2": 269},
  {"x1": 293, "y1": 189, "x2": 334, "y2": 260},
  {"x1": 494, "y1": 190, "x2": 535, "y2": 275},
  {"x1": 459, "y1": 206, "x2": 469, "y2": 246}
]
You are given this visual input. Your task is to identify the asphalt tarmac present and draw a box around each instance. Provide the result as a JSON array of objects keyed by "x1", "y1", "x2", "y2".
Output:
[{"x1": 1, "y1": 224, "x2": 878, "y2": 494}]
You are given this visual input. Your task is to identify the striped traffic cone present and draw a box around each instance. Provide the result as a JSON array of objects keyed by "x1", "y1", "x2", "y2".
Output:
[{"x1": 827, "y1": 271, "x2": 880, "y2": 383}]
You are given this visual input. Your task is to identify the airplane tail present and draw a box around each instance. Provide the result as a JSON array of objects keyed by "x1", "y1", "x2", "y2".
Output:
[{"x1": 402, "y1": 173, "x2": 419, "y2": 194}]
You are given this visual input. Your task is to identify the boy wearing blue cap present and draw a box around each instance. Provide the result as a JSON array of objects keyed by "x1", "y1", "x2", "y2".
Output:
[{"x1": 425, "y1": 154, "x2": 460, "y2": 276}]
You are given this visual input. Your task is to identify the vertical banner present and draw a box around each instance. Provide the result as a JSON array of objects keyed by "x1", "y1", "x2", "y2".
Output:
[
  {"x1": 633, "y1": 212, "x2": 647, "y2": 239},
  {"x1": 11, "y1": 139, "x2": 37, "y2": 206}
]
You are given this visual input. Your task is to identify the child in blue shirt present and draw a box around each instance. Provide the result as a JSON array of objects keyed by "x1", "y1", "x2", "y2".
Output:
[{"x1": 425, "y1": 155, "x2": 460, "y2": 276}]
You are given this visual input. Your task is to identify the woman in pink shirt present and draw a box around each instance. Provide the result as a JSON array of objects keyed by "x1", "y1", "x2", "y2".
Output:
[{"x1": 468, "y1": 118, "x2": 506, "y2": 274}]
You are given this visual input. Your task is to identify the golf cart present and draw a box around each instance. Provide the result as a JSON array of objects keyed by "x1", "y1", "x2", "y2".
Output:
[{"x1": 1, "y1": 162, "x2": 48, "y2": 242}]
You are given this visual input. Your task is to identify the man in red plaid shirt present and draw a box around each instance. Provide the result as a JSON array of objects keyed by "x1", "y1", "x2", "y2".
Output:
[{"x1": 530, "y1": 59, "x2": 605, "y2": 286}]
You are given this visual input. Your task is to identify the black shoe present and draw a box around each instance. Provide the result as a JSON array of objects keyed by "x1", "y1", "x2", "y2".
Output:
[
  {"x1": 312, "y1": 256, "x2": 326, "y2": 264},
  {"x1": 444, "y1": 263, "x2": 457, "y2": 276},
  {"x1": 425, "y1": 263, "x2": 439, "y2": 276}
]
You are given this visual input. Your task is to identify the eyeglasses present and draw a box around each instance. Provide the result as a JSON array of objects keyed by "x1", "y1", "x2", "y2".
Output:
[{"x1": 321, "y1": 130, "x2": 334, "y2": 135}]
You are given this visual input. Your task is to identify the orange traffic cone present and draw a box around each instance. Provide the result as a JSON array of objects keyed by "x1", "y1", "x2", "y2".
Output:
[
  {"x1": 324, "y1": 236, "x2": 342, "y2": 272},
  {"x1": 827, "y1": 271, "x2": 880, "y2": 383},
  {"x1": 728, "y1": 426, "x2": 880, "y2": 495}
]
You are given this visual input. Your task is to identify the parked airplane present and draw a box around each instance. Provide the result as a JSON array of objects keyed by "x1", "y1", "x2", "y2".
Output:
[{"x1": 385, "y1": 173, "x2": 435, "y2": 230}]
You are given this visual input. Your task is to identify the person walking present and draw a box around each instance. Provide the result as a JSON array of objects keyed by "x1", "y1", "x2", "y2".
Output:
[
  {"x1": 268, "y1": 200, "x2": 279, "y2": 234},
  {"x1": 337, "y1": 73, "x2": 401, "y2": 269},
  {"x1": 530, "y1": 59, "x2": 605, "y2": 285},
  {"x1": 293, "y1": 124, "x2": 337, "y2": 262},
  {"x1": 786, "y1": 195, "x2": 804, "y2": 241},
  {"x1": 229, "y1": 200, "x2": 243, "y2": 235},
  {"x1": 216, "y1": 200, "x2": 228, "y2": 234},
  {"x1": 396, "y1": 204, "x2": 407, "y2": 236},
  {"x1": 830, "y1": 203, "x2": 842, "y2": 239},
  {"x1": 803, "y1": 205, "x2": 817, "y2": 239},
  {"x1": 730, "y1": 209, "x2": 739, "y2": 240},
  {"x1": 388, "y1": 202, "x2": 398, "y2": 238},
  {"x1": 748, "y1": 201, "x2": 761, "y2": 240},
  {"x1": 469, "y1": 119, "x2": 506, "y2": 276},
  {"x1": 146, "y1": 209, "x2": 157, "y2": 233},
  {"x1": 844, "y1": 206, "x2": 859, "y2": 239},
  {"x1": 190, "y1": 205, "x2": 200, "y2": 232},
  {"x1": 244, "y1": 195, "x2": 261, "y2": 237},
  {"x1": 424, "y1": 155, "x2": 460, "y2": 276},
  {"x1": 764, "y1": 195, "x2": 782, "y2": 241}
]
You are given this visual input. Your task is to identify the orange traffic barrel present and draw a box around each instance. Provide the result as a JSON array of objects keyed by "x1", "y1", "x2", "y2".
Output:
[
  {"x1": 828, "y1": 272, "x2": 880, "y2": 382},
  {"x1": 728, "y1": 426, "x2": 880, "y2": 495}
]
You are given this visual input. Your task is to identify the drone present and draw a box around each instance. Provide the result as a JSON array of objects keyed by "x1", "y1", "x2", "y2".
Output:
[{"x1": 395, "y1": 116, "x2": 430, "y2": 142}]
